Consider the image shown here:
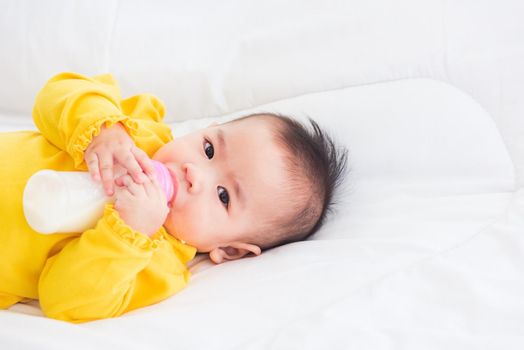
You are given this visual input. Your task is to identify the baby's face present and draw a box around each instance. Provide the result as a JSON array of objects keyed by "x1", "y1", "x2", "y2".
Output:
[{"x1": 152, "y1": 116, "x2": 288, "y2": 263}]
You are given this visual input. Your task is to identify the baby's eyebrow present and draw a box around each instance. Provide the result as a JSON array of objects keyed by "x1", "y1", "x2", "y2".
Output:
[{"x1": 216, "y1": 128, "x2": 245, "y2": 210}]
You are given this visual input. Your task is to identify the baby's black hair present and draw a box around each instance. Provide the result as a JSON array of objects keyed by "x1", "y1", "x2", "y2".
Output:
[{"x1": 227, "y1": 113, "x2": 349, "y2": 251}]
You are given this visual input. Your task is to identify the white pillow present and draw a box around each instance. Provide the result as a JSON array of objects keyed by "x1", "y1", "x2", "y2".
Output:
[{"x1": 173, "y1": 78, "x2": 514, "y2": 195}]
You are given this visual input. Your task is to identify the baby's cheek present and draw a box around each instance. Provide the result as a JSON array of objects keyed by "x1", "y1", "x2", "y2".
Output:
[
  {"x1": 163, "y1": 211, "x2": 180, "y2": 237},
  {"x1": 163, "y1": 209, "x2": 194, "y2": 242}
]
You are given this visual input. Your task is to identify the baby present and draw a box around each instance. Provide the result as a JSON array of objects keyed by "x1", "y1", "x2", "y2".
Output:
[{"x1": 0, "y1": 72, "x2": 348, "y2": 323}]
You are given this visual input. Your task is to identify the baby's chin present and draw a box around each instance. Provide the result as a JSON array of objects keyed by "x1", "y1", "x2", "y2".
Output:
[
  {"x1": 162, "y1": 219, "x2": 178, "y2": 238},
  {"x1": 165, "y1": 229, "x2": 188, "y2": 245},
  {"x1": 163, "y1": 222, "x2": 194, "y2": 247}
]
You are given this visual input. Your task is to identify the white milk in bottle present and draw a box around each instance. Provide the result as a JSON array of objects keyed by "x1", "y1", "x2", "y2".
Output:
[{"x1": 23, "y1": 161, "x2": 175, "y2": 234}]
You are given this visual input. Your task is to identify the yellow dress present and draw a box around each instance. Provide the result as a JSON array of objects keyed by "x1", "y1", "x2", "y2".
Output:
[{"x1": 0, "y1": 72, "x2": 196, "y2": 323}]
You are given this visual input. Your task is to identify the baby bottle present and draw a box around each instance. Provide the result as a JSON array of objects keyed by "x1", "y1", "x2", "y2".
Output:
[{"x1": 23, "y1": 160, "x2": 175, "y2": 234}]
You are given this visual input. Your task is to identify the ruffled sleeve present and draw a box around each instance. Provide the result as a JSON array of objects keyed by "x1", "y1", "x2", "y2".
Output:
[{"x1": 102, "y1": 204, "x2": 163, "y2": 251}]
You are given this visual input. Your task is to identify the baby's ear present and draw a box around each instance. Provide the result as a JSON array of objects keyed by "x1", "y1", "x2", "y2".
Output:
[{"x1": 209, "y1": 243, "x2": 261, "y2": 264}]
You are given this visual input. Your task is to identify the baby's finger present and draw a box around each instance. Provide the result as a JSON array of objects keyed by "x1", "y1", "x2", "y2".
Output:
[
  {"x1": 86, "y1": 153, "x2": 101, "y2": 181},
  {"x1": 98, "y1": 152, "x2": 115, "y2": 196},
  {"x1": 115, "y1": 150, "x2": 147, "y2": 184},
  {"x1": 121, "y1": 174, "x2": 144, "y2": 196},
  {"x1": 132, "y1": 147, "x2": 155, "y2": 178},
  {"x1": 114, "y1": 183, "x2": 132, "y2": 206},
  {"x1": 146, "y1": 174, "x2": 166, "y2": 201},
  {"x1": 114, "y1": 174, "x2": 126, "y2": 187}
]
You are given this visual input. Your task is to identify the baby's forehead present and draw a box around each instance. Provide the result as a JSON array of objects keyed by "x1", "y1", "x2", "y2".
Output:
[
  {"x1": 209, "y1": 117, "x2": 282, "y2": 150},
  {"x1": 221, "y1": 117, "x2": 293, "y2": 192}
]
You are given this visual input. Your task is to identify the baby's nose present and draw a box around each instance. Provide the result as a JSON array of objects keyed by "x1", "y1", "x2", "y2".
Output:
[{"x1": 182, "y1": 163, "x2": 199, "y2": 193}]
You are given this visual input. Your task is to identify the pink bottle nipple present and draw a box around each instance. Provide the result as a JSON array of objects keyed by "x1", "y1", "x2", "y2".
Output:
[{"x1": 151, "y1": 160, "x2": 175, "y2": 203}]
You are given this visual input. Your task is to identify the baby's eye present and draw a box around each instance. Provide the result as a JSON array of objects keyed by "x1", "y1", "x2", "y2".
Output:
[
  {"x1": 204, "y1": 139, "x2": 214, "y2": 159},
  {"x1": 217, "y1": 186, "x2": 230, "y2": 209}
]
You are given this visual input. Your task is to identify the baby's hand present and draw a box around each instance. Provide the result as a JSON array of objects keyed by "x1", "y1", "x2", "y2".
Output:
[
  {"x1": 85, "y1": 122, "x2": 155, "y2": 196},
  {"x1": 113, "y1": 174, "x2": 169, "y2": 237}
]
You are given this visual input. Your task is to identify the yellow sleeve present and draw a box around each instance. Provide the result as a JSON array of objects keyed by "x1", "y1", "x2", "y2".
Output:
[
  {"x1": 38, "y1": 205, "x2": 195, "y2": 324},
  {"x1": 32, "y1": 72, "x2": 173, "y2": 170}
]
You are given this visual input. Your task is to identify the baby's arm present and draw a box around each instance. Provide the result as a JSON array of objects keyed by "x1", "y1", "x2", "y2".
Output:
[
  {"x1": 37, "y1": 174, "x2": 186, "y2": 323},
  {"x1": 32, "y1": 72, "x2": 172, "y2": 194},
  {"x1": 33, "y1": 72, "x2": 191, "y2": 323},
  {"x1": 37, "y1": 203, "x2": 191, "y2": 323},
  {"x1": 32, "y1": 72, "x2": 127, "y2": 168}
]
